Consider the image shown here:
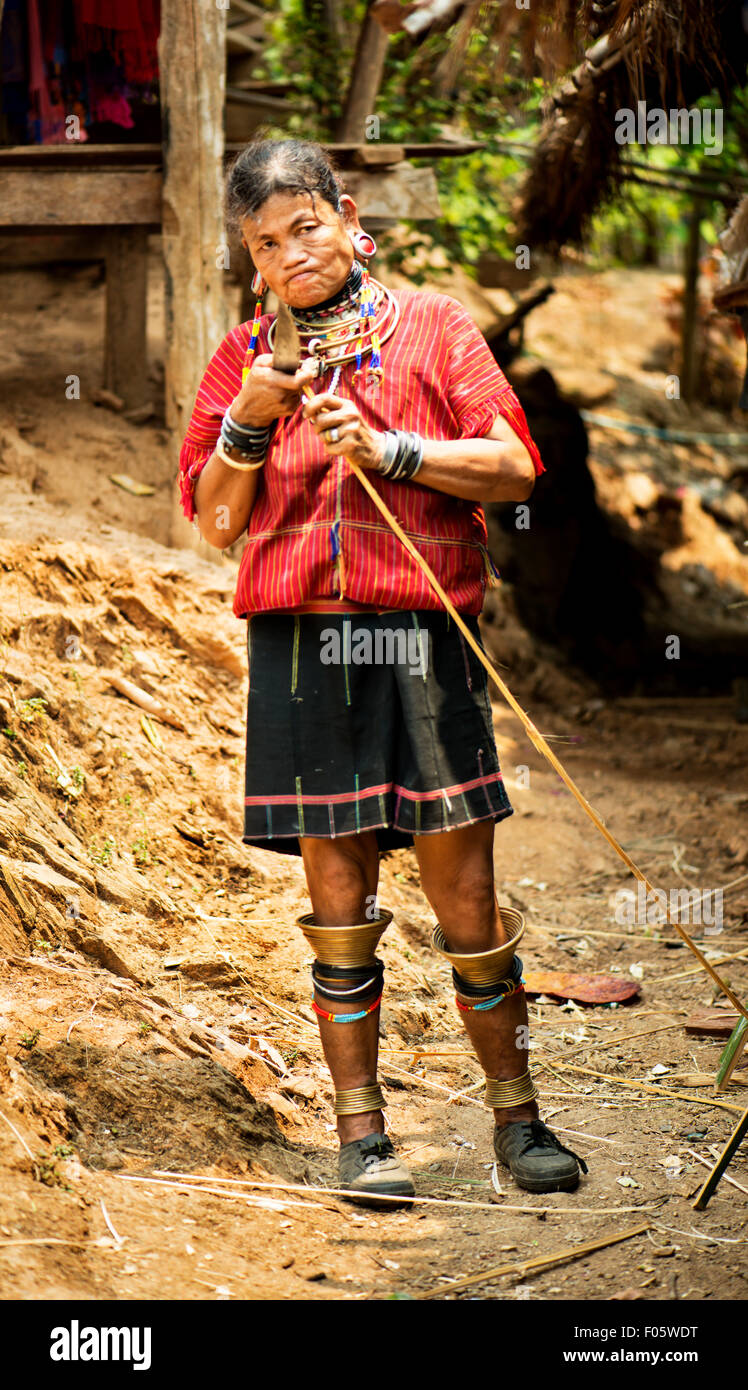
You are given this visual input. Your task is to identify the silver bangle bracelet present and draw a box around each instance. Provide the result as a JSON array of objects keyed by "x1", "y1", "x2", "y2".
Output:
[{"x1": 377, "y1": 429, "x2": 424, "y2": 481}]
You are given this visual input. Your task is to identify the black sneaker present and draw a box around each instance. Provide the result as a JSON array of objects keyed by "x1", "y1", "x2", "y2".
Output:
[
  {"x1": 493, "y1": 1118, "x2": 588, "y2": 1193},
  {"x1": 338, "y1": 1132, "x2": 415, "y2": 1207}
]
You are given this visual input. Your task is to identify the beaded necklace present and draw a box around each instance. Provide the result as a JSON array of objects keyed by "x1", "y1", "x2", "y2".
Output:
[{"x1": 241, "y1": 259, "x2": 400, "y2": 393}]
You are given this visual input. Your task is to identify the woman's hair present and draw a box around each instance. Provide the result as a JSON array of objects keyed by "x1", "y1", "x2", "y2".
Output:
[{"x1": 225, "y1": 138, "x2": 344, "y2": 232}]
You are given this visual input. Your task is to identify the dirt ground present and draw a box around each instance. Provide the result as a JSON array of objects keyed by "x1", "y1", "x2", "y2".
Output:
[{"x1": 0, "y1": 255, "x2": 747, "y2": 1302}]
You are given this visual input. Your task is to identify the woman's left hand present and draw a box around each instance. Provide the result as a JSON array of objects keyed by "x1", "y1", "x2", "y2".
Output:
[{"x1": 302, "y1": 390, "x2": 386, "y2": 471}]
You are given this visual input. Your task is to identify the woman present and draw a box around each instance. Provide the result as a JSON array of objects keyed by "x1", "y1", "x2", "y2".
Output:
[{"x1": 179, "y1": 138, "x2": 586, "y2": 1204}]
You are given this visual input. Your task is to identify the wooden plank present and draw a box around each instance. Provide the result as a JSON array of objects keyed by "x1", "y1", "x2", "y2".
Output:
[
  {"x1": 225, "y1": 27, "x2": 262, "y2": 52},
  {"x1": 686, "y1": 1008, "x2": 741, "y2": 1038},
  {"x1": 159, "y1": 0, "x2": 228, "y2": 554},
  {"x1": 104, "y1": 229, "x2": 149, "y2": 411},
  {"x1": 227, "y1": 140, "x2": 485, "y2": 158},
  {"x1": 226, "y1": 14, "x2": 266, "y2": 40},
  {"x1": 0, "y1": 140, "x2": 483, "y2": 169},
  {"x1": 0, "y1": 144, "x2": 163, "y2": 166},
  {"x1": 225, "y1": 85, "x2": 293, "y2": 112},
  {"x1": 352, "y1": 144, "x2": 405, "y2": 167},
  {"x1": 0, "y1": 169, "x2": 161, "y2": 227},
  {"x1": 226, "y1": 0, "x2": 266, "y2": 17},
  {"x1": 226, "y1": 59, "x2": 293, "y2": 91},
  {"x1": 0, "y1": 232, "x2": 109, "y2": 266},
  {"x1": 343, "y1": 164, "x2": 442, "y2": 221}
]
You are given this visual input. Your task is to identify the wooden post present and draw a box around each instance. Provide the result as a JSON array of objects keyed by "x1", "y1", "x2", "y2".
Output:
[
  {"x1": 335, "y1": 3, "x2": 389, "y2": 142},
  {"x1": 681, "y1": 196, "x2": 703, "y2": 404},
  {"x1": 104, "y1": 228, "x2": 149, "y2": 410},
  {"x1": 159, "y1": 0, "x2": 228, "y2": 553}
]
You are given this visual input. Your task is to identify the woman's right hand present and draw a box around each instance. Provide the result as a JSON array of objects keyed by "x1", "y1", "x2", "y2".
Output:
[{"x1": 230, "y1": 353, "x2": 319, "y2": 428}]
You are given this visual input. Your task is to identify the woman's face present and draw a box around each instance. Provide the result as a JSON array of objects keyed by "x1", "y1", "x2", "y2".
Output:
[{"x1": 241, "y1": 190, "x2": 360, "y2": 308}]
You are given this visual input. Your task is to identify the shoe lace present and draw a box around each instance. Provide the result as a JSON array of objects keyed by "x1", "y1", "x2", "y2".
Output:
[
  {"x1": 518, "y1": 1119, "x2": 589, "y2": 1174},
  {"x1": 359, "y1": 1136, "x2": 395, "y2": 1170}
]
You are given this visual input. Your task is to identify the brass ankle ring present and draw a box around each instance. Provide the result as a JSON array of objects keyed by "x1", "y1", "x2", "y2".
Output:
[
  {"x1": 334, "y1": 1083, "x2": 387, "y2": 1116},
  {"x1": 484, "y1": 1071, "x2": 538, "y2": 1109}
]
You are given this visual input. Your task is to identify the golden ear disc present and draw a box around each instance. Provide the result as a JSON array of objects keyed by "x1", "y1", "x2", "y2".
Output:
[
  {"x1": 296, "y1": 909, "x2": 393, "y2": 967},
  {"x1": 431, "y1": 906, "x2": 525, "y2": 986}
]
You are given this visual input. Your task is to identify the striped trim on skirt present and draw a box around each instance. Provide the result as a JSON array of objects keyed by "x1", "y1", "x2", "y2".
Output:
[{"x1": 242, "y1": 609, "x2": 514, "y2": 856}]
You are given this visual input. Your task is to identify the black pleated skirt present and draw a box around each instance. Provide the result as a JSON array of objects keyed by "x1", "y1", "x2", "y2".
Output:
[{"x1": 242, "y1": 609, "x2": 514, "y2": 856}]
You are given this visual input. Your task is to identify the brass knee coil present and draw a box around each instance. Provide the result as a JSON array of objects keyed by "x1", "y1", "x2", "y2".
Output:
[
  {"x1": 297, "y1": 909, "x2": 393, "y2": 967},
  {"x1": 431, "y1": 906, "x2": 525, "y2": 986}
]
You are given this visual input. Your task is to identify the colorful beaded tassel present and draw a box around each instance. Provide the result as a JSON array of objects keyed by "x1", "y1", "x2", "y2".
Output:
[
  {"x1": 241, "y1": 270, "x2": 265, "y2": 385},
  {"x1": 353, "y1": 258, "x2": 383, "y2": 391}
]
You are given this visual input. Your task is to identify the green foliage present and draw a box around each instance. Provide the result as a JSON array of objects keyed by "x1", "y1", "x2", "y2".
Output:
[
  {"x1": 35, "y1": 1143, "x2": 75, "y2": 1190},
  {"x1": 132, "y1": 834, "x2": 150, "y2": 867},
  {"x1": 247, "y1": 5, "x2": 748, "y2": 268},
  {"x1": 258, "y1": 0, "x2": 363, "y2": 136},
  {"x1": 90, "y1": 835, "x2": 116, "y2": 866},
  {"x1": 590, "y1": 87, "x2": 748, "y2": 265},
  {"x1": 18, "y1": 697, "x2": 47, "y2": 724}
]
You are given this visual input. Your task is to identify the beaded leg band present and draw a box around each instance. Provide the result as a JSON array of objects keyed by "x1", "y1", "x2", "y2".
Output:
[
  {"x1": 311, "y1": 958, "x2": 384, "y2": 1023},
  {"x1": 484, "y1": 1071, "x2": 539, "y2": 1109},
  {"x1": 455, "y1": 978, "x2": 525, "y2": 1012},
  {"x1": 334, "y1": 1083, "x2": 387, "y2": 1116}
]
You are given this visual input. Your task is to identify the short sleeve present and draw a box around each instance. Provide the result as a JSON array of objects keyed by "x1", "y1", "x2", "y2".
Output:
[
  {"x1": 177, "y1": 319, "x2": 269, "y2": 522},
  {"x1": 442, "y1": 296, "x2": 545, "y2": 476}
]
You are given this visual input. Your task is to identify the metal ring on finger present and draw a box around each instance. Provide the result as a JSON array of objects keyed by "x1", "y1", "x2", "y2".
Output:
[{"x1": 326, "y1": 427, "x2": 340, "y2": 444}]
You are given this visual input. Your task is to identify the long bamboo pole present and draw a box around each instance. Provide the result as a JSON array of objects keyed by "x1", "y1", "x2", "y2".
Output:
[{"x1": 300, "y1": 381, "x2": 748, "y2": 1021}]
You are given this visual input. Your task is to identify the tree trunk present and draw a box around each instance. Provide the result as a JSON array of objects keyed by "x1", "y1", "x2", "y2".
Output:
[
  {"x1": 159, "y1": 0, "x2": 228, "y2": 553},
  {"x1": 335, "y1": 3, "x2": 390, "y2": 143}
]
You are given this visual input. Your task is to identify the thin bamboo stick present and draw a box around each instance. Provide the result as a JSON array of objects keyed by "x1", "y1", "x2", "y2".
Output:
[
  {"x1": 656, "y1": 947, "x2": 748, "y2": 984},
  {"x1": 0, "y1": 1107, "x2": 35, "y2": 1161},
  {"x1": 415, "y1": 1221, "x2": 650, "y2": 1299},
  {"x1": 120, "y1": 1170, "x2": 657, "y2": 1217},
  {"x1": 548, "y1": 1061, "x2": 745, "y2": 1113},
  {"x1": 113, "y1": 1175, "x2": 326, "y2": 1211}
]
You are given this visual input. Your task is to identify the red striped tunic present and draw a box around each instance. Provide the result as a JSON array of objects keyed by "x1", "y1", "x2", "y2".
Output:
[{"x1": 178, "y1": 289, "x2": 545, "y2": 619}]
